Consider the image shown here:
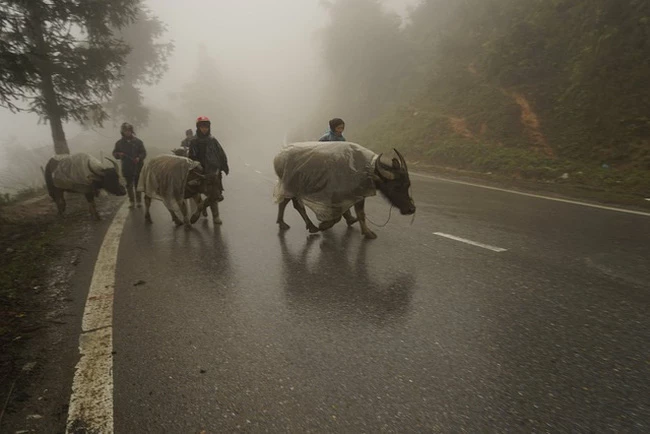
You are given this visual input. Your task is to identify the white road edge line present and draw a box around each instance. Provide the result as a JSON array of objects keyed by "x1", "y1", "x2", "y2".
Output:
[
  {"x1": 412, "y1": 171, "x2": 650, "y2": 217},
  {"x1": 433, "y1": 232, "x2": 507, "y2": 252},
  {"x1": 66, "y1": 202, "x2": 129, "y2": 433}
]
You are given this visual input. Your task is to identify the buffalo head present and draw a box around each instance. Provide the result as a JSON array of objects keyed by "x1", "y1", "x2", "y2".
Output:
[
  {"x1": 187, "y1": 169, "x2": 224, "y2": 203},
  {"x1": 374, "y1": 149, "x2": 416, "y2": 215},
  {"x1": 89, "y1": 158, "x2": 126, "y2": 196}
]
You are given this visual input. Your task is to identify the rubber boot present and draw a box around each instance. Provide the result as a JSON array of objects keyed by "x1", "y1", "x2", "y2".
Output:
[{"x1": 127, "y1": 184, "x2": 135, "y2": 208}]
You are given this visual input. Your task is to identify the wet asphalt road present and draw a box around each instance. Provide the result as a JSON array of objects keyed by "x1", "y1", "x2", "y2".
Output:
[{"x1": 112, "y1": 154, "x2": 649, "y2": 433}]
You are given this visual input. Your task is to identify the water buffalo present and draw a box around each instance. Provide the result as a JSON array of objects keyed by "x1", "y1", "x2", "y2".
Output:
[
  {"x1": 274, "y1": 142, "x2": 416, "y2": 239},
  {"x1": 171, "y1": 147, "x2": 189, "y2": 157},
  {"x1": 43, "y1": 153, "x2": 126, "y2": 220},
  {"x1": 138, "y1": 154, "x2": 224, "y2": 228}
]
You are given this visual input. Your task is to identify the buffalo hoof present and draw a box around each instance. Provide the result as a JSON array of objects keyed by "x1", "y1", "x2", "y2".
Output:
[
  {"x1": 190, "y1": 213, "x2": 200, "y2": 224},
  {"x1": 184, "y1": 222, "x2": 192, "y2": 230},
  {"x1": 345, "y1": 217, "x2": 358, "y2": 226},
  {"x1": 318, "y1": 220, "x2": 336, "y2": 231},
  {"x1": 278, "y1": 222, "x2": 290, "y2": 231},
  {"x1": 213, "y1": 217, "x2": 222, "y2": 225},
  {"x1": 307, "y1": 224, "x2": 320, "y2": 234},
  {"x1": 363, "y1": 230, "x2": 377, "y2": 240},
  {"x1": 145, "y1": 214, "x2": 153, "y2": 224},
  {"x1": 173, "y1": 219, "x2": 184, "y2": 227}
]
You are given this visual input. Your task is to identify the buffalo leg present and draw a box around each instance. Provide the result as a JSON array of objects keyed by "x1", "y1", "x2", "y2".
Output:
[
  {"x1": 195, "y1": 195, "x2": 208, "y2": 218},
  {"x1": 190, "y1": 195, "x2": 208, "y2": 224},
  {"x1": 277, "y1": 198, "x2": 291, "y2": 230},
  {"x1": 52, "y1": 190, "x2": 66, "y2": 216},
  {"x1": 169, "y1": 209, "x2": 183, "y2": 226},
  {"x1": 144, "y1": 196, "x2": 153, "y2": 223},
  {"x1": 168, "y1": 200, "x2": 184, "y2": 226},
  {"x1": 178, "y1": 199, "x2": 191, "y2": 228},
  {"x1": 292, "y1": 198, "x2": 319, "y2": 233},
  {"x1": 192, "y1": 194, "x2": 208, "y2": 217},
  {"x1": 318, "y1": 216, "x2": 342, "y2": 232},
  {"x1": 343, "y1": 209, "x2": 358, "y2": 226},
  {"x1": 209, "y1": 201, "x2": 222, "y2": 225},
  {"x1": 354, "y1": 199, "x2": 376, "y2": 239},
  {"x1": 85, "y1": 192, "x2": 100, "y2": 221}
]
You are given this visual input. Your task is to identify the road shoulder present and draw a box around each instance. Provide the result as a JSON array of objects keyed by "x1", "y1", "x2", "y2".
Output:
[{"x1": 0, "y1": 192, "x2": 123, "y2": 433}]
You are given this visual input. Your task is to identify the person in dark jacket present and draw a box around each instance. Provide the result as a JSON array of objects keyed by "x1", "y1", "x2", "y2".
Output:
[
  {"x1": 112, "y1": 122, "x2": 146, "y2": 208},
  {"x1": 188, "y1": 116, "x2": 229, "y2": 224},
  {"x1": 188, "y1": 116, "x2": 229, "y2": 175},
  {"x1": 317, "y1": 117, "x2": 357, "y2": 225},
  {"x1": 318, "y1": 118, "x2": 346, "y2": 142}
]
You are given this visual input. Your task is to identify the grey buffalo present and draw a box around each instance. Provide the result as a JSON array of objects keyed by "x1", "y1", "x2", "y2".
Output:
[
  {"x1": 171, "y1": 147, "x2": 189, "y2": 157},
  {"x1": 138, "y1": 155, "x2": 224, "y2": 228},
  {"x1": 273, "y1": 142, "x2": 416, "y2": 239},
  {"x1": 43, "y1": 153, "x2": 126, "y2": 220}
]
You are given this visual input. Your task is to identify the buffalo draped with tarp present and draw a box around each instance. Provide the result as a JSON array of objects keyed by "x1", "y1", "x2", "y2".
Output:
[
  {"x1": 137, "y1": 155, "x2": 201, "y2": 214},
  {"x1": 50, "y1": 153, "x2": 107, "y2": 194},
  {"x1": 273, "y1": 142, "x2": 378, "y2": 222}
]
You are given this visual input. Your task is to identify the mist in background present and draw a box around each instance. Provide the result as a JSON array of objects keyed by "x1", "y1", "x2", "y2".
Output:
[{"x1": 0, "y1": 0, "x2": 417, "y2": 193}]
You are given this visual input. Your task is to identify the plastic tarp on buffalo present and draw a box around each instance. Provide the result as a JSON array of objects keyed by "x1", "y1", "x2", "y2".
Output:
[
  {"x1": 137, "y1": 155, "x2": 200, "y2": 212},
  {"x1": 51, "y1": 153, "x2": 105, "y2": 193},
  {"x1": 273, "y1": 142, "x2": 377, "y2": 221}
]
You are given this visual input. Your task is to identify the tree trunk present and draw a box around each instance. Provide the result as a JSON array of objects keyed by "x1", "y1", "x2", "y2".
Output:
[
  {"x1": 27, "y1": 4, "x2": 70, "y2": 155},
  {"x1": 41, "y1": 75, "x2": 69, "y2": 155}
]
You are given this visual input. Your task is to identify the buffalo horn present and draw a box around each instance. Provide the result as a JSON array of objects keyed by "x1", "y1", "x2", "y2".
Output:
[
  {"x1": 394, "y1": 148, "x2": 407, "y2": 171},
  {"x1": 87, "y1": 160, "x2": 103, "y2": 177},
  {"x1": 376, "y1": 153, "x2": 396, "y2": 180}
]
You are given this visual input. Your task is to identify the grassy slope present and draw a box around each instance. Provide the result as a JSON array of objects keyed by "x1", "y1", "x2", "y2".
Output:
[{"x1": 354, "y1": 68, "x2": 650, "y2": 201}]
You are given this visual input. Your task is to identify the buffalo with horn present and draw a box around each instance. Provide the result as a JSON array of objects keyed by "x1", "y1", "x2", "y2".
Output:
[
  {"x1": 43, "y1": 153, "x2": 127, "y2": 220},
  {"x1": 273, "y1": 142, "x2": 416, "y2": 239}
]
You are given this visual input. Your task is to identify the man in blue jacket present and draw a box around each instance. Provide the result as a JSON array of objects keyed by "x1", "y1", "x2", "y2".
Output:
[
  {"x1": 317, "y1": 117, "x2": 357, "y2": 226},
  {"x1": 318, "y1": 118, "x2": 346, "y2": 142}
]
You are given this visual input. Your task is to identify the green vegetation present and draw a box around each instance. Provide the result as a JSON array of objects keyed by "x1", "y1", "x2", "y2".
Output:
[{"x1": 314, "y1": 0, "x2": 650, "y2": 197}]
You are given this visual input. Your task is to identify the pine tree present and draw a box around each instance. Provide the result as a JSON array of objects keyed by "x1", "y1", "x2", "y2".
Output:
[{"x1": 0, "y1": 0, "x2": 140, "y2": 154}]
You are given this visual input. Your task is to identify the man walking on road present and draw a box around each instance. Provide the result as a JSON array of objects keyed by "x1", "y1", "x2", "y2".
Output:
[
  {"x1": 188, "y1": 116, "x2": 229, "y2": 224},
  {"x1": 113, "y1": 122, "x2": 147, "y2": 208}
]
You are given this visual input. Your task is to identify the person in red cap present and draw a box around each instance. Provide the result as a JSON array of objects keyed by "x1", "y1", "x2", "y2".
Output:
[
  {"x1": 189, "y1": 116, "x2": 229, "y2": 175},
  {"x1": 188, "y1": 116, "x2": 229, "y2": 223}
]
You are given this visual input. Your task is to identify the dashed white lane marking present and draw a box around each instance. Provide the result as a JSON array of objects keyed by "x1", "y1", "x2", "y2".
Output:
[
  {"x1": 66, "y1": 202, "x2": 129, "y2": 433},
  {"x1": 412, "y1": 172, "x2": 650, "y2": 217},
  {"x1": 433, "y1": 232, "x2": 507, "y2": 252},
  {"x1": 244, "y1": 164, "x2": 277, "y2": 184}
]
